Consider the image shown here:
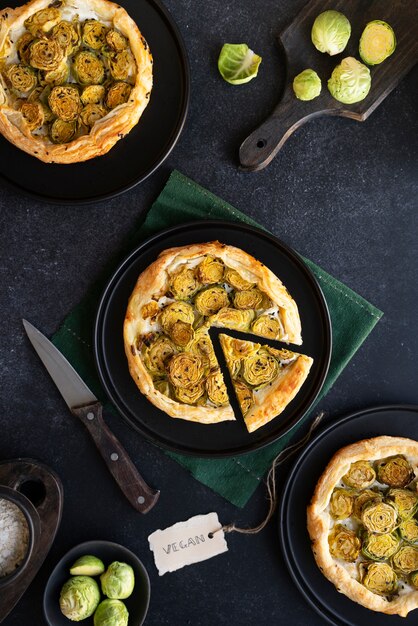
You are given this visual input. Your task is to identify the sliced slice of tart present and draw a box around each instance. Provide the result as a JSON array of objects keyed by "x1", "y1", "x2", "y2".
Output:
[{"x1": 219, "y1": 334, "x2": 313, "y2": 433}]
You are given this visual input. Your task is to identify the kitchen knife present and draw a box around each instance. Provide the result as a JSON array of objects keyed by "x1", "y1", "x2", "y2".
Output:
[{"x1": 22, "y1": 319, "x2": 160, "y2": 514}]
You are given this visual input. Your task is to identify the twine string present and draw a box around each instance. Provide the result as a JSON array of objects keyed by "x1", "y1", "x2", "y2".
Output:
[{"x1": 214, "y1": 412, "x2": 324, "y2": 536}]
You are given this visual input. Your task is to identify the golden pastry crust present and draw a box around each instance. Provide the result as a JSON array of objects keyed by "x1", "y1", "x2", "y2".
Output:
[
  {"x1": 124, "y1": 241, "x2": 303, "y2": 425},
  {"x1": 307, "y1": 437, "x2": 418, "y2": 617},
  {"x1": 0, "y1": 0, "x2": 152, "y2": 163}
]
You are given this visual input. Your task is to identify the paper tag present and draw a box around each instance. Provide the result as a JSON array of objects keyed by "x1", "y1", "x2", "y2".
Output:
[{"x1": 148, "y1": 513, "x2": 228, "y2": 575}]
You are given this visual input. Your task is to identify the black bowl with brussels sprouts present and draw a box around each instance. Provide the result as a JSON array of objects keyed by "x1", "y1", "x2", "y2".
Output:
[{"x1": 44, "y1": 540, "x2": 150, "y2": 626}]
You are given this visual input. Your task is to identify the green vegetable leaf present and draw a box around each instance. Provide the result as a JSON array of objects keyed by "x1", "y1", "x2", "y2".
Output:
[{"x1": 218, "y1": 43, "x2": 262, "y2": 85}]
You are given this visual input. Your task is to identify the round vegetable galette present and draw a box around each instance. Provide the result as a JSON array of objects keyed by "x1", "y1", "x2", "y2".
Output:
[
  {"x1": 0, "y1": 0, "x2": 152, "y2": 162},
  {"x1": 124, "y1": 241, "x2": 313, "y2": 429},
  {"x1": 307, "y1": 437, "x2": 418, "y2": 617}
]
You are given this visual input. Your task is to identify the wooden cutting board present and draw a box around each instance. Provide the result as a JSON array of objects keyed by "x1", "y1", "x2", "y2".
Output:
[
  {"x1": 239, "y1": 0, "x2": 418, "y2": 171},
  {"x1": 0, "y1": 459, "x2": 63, "y2": 623}
]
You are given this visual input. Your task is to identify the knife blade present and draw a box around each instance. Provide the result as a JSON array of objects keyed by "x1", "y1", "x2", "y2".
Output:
[{"x1": 22, "y1": 319, "x2": 159, "y2": 514}]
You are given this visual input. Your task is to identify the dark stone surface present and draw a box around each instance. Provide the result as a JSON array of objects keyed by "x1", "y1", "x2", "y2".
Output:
[{"x1": 0, "y1": 0, "x2": 417, "y2": 624}]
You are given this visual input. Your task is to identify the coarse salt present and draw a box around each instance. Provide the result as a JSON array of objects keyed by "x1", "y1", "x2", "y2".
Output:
[{"x1": 0, "y1": 498, "x2": 29, "y2": 577}]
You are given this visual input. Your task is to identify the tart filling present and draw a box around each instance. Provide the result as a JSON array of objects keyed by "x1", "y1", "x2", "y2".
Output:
[
  {"x1": 307, "y1": 437, "x2": 418, "y2": 617},
  {"x1": 124, "y1": 241, "x2": 309, "y2": 427},
  {"x1": 0, "y1": 0, "x2": 152, "y2": 162}
]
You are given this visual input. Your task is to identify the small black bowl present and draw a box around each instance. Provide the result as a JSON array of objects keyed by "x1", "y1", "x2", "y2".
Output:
[
  {"x1": 43, "y1": 540, "x2": 150, "y2": 626},
  {"x1": 0, "y1": 485, "x2": 40, "y2": 588}
]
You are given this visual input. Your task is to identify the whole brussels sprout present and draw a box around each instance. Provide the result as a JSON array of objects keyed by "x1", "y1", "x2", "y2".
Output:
[
  {"x1": 311, "y1": 10, "x2": 351, "y2": 56},
  {"x1": 100, "y1": 562, "x2": 135, "y2": 599},
  {"x1": 60, "y1": 576, "x2": 100, "y2": 621},
  {"x1": 94, "y1": 599, "x2": 129, "y2": 626},
  {"x1": 328, "y1": 57, "x2": 371, "y2": 105},
  {"x1": 293, "y1": 69, "x2": 321, "y2": 101}
]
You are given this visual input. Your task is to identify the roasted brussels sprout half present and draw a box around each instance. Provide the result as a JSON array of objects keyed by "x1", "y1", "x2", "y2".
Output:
[
  {"x1": 251, "y1": 315, "x2": 281, "y2": 339},
  {"x1": 52, "y1": 20, "x2": 80, "y2": 55},
  {"x1": 169, "y1": 267, "x2": 199, "y2": 300},
  {"x1": 197, "y1": 256, "x2": 225, "y2": 284},
  {"x1": 5, "y1": 64, "x2": 37, "y2": 94},
  {"x1": 361, "y1": 500, "x2": 398, "y2": 535},
  {"x1": 342, "y1": 460, "x2": 376, "y2": 490},
  {"x1": 329, "y1": 488, "x2": 354, "y2": 520},
  {"x1": 359, "y1": 21, "x2": 396, "y2": 66},
  {"x1": 109, "y1": 49, "x2": 136, "y2": 81},
  {"x1": 94, "y1": 599, "x2": 129, "y2": 626},
  {"x1": 399, "y1": 519, "x2": 418, "y2": 544},
  {"x1": 386, "y1": 488, "x2": 418, "y2": 520},
  {"x1": 328, "y1": 524, "x2": 360, "y2": 562},
  {"x1": 20, "y1": 101, "x2": 45, "y2": 131},
  {"x1": 169, "y1": 321, "x2": 194, "y2": 347},
  {"x1": 210, "y1": 307, "x2": 255, "y2": 331},
  {"x1": 168, "y1": 353, "x2": 205, "y2": 389},
  {"x1": 70, "y1": 555, "x2": 105, "y2": 576},
  {"x1": 225, "y1": 337, "x2": 259, "y2": 360},
  {"x1": 80, "y1": 104, "x2": 107, "y2": 127},
  {"x1": 353, "y1": 489, "x2": 382, "y2": 520},
  {"x1": 24, "y1": 8, "x2": 61, "y2": 36},
  {"x1": 188, "y1": 328, "x2": 218, "y2": 369},
  {"x1": 233, "y1": 289, "x2": 264, "y2": 310},
  {"x1": 73, "y1": 51, "x2": 105, "y2": 85},
  {"x1": 48, "y1": 85, "x2": 81, "y2": 122},
  {"x1": 154, "y1": 379, "x2": 171, "y2": 397},
  {"x1": 106, "y1": 29, "x2": 128, "y2": 52},
  {"x1": 81, "y1": 84, "x2": 106, "y2": 105},
  {"x1": 144, "y1": 336, "x2": 177, "y2": 375},
  {"x1": 60, "y1": 576, "x2": 100, "y2": 621},
  {"x1": 29, "y1": 38, "x2": 64, "y2": 72},
  {"x1": 362, "y1": 532, "x2": 400, "y2": 561},
  {"x1": 105, "y1": 81, "x2": 132, "y2": 109},
  {"x1": 175, "y1": 382, "x2": 205, "y2": 405},
  {"x1": 40, "y1": 62, "x2": 69, "y2": 87},
  {"x1": 392, "y1": 545, "x2": 418, "y2": 574},
  {"x1": 159, "y1": 302, "x2": 195, "y2": 334},
  {"x1": 224, "y1": 268, "x2": 255, "y2": 291},
  {"x1": 100, "y1": 561, "x2": 135, "y2": 599},
  {"x1": 410, "y1": 571, "x2": 418, "y2": 589},
  {"x1": 206, "y1": 370, "x2": 229, "y2": 406},
  {"x1": 362, "y1": 562, "x2": 397, "y2": 596},
  {"x1": 82, "y1": 20, "x2": 108, "y2": 50},
  {"x1": 50, "y1": 119, "x2": 77, "y2": 144},
  {"x1": 141, "y1": 301, "x2": 159, "y2": 319},
  {"x1": 234, "y1": 381, "x2": 253, "y2": 416},
  {"x1": 16, "y1": 32, "x2": 34, "y2": 65},
  {"x1": 195, "y1": 287, "x2": 229, "y2": 316},
  {"x1": 242, "y1": 351, "x2": 279, "y2": 389},
  {"x1": 376, "y1": 455, "x2": 415, "y2": 488}
]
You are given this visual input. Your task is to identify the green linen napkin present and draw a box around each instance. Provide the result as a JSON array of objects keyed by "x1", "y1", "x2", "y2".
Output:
[{"x1": 53, "y1": 170, "x2": 383, "y2": 508}]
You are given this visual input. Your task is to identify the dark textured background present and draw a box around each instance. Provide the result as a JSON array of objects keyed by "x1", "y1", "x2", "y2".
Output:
[{"x1": 0, "y1": 0, "x2": 417, "y2": 624}]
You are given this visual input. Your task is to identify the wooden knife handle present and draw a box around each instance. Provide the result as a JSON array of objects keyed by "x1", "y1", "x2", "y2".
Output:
[
  {"x1": 239, "y1": 89, "x2": 333, "y2": 171},
  {"x1": 72, "y1": 402, "x2": 159, "y2": 514}
]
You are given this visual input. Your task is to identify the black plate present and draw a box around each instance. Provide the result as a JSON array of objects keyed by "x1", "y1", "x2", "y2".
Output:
[
  {"x1": 43, "y1": 540, "x2": 150, "y2": 626},
  {"x1": 279, "y1": 405, "x2": 418, "y2": 626},
  {"x1": 94, "y1": 220, "x2": 331, "y2": 457},
  {"x1": 0, "y1": 0, "x2": 189, "y2": 204}
]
